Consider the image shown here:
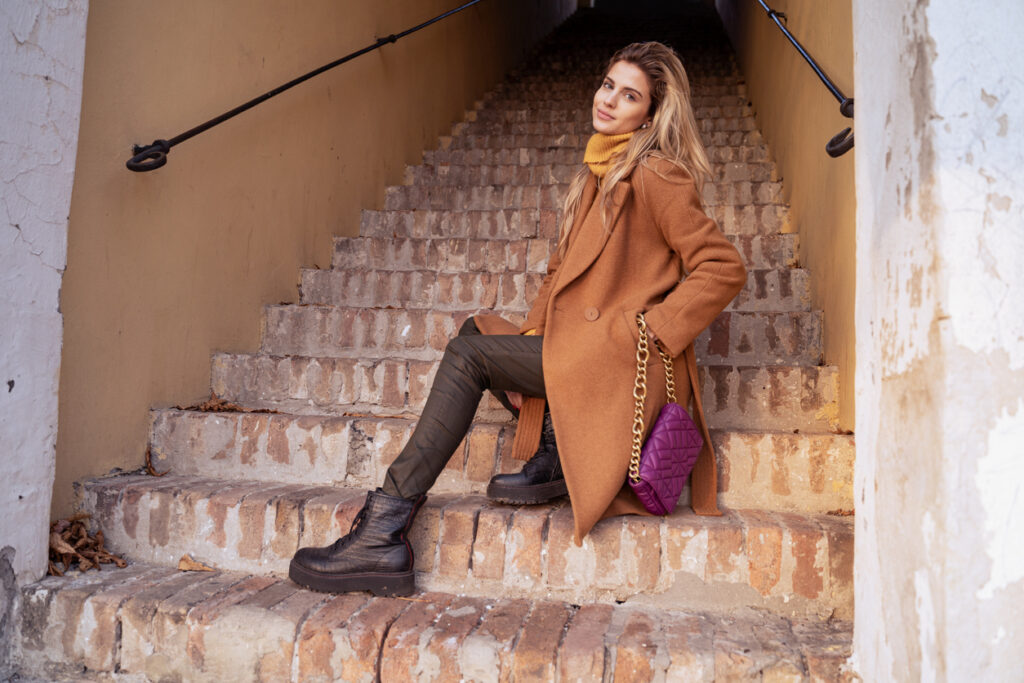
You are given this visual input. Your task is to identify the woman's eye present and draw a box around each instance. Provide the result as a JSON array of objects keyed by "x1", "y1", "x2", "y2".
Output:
[{"x1": 625, "y1": 93, "x2": 636, "y2": 101}]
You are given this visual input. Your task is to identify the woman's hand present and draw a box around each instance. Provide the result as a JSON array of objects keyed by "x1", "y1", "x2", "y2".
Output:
[{"x1": 506, "y1": 391, "x2": 524, "y2": 410}]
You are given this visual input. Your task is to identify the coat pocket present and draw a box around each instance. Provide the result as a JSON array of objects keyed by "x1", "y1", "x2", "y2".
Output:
[{"x1": 620, "y1": 308, "x2": 644, "y2": 345}]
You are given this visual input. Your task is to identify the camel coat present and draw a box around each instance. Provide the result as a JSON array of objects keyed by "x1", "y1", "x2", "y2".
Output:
[{"x1": 523, "y1": 157, "x2": 747, "y2": 544}]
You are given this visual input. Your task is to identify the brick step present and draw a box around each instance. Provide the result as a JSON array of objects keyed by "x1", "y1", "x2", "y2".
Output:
[
  {"x1": 17, "y1": 563, "x2": 853, "y2": 682},
  {"x1": 442, "y1": 128, "x2": 764, "y2": 151},
  {"x1": 253, "y1": 307, "x2": 821, "y2": 365},
  {"x1": 218, "y1": 337, "x2": 837, "y2": 431},
  {"x1": 295, "y1": 267, "x2": 810, "y2": 313},
  {"x1": 423, "y1": 142, "x2": 771, "y2": 167},
  {"x1": 477, "y1": 92, "x2": 750, "y2": 111},
  {"x1": 483, "y1": 83, "x2": 745, "y2": 99},
  {"x1": 446, "y1": 117, "x2": 758, "y2": 139},
  {"x1": 404, "y1": 159, "x2": 778, "y2": 185},
  {"x1": 149, "y1": 407, "x2": 854, "y2": 513},
  {"x1": 468, "y1": 102, "x2": 753, "y2": 124},
  {"x1": 381, "y1": 180, "x2": 785, "y2": 211},
  {"x1": 75, "y1": 475, "x2": 853, "y2": 619},
  {"x1": 332, "y1": 233, "x2": 797, "y2": 272},
  {"x1": 358, "y1": 205, "x2": 787, "y2": 240}
]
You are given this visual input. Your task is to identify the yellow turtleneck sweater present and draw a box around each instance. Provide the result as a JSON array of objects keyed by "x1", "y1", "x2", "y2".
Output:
[{"x1": 583, "y1": 131, "x2": 635, "y2": 178}]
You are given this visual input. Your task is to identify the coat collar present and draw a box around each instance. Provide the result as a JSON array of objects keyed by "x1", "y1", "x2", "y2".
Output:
[{"x1": 552, "y1": 173, "x2": 630, "y2": 297}]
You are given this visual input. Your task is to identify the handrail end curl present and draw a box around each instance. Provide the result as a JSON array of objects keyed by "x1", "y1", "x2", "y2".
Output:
[
  {"x1": 826, "y1": 127, "x2": 854, "y2": 157},
  {"x1": 839, "y1": 97, "x2": 855, "y2": 119},
  {"x1": 126, "y1": 139, "x2": 170, "y2": 172}
]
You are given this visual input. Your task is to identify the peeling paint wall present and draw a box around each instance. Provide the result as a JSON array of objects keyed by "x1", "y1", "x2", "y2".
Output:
[
  {"x1": 853, "y1": 0, "x2": 1024, "y2": 678},
  {"x1": 0, "y1": 1, "x2": 88, "y2": 583}
]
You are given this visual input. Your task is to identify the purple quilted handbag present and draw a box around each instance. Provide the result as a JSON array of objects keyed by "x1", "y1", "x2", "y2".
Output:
[{"x1": 628, "y1": 313, "x2": 704, "y2": 515}]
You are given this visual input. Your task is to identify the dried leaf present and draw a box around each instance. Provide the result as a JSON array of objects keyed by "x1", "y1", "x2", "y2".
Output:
[
  {"x1": 50, "y1": 532, "x2": 77, "y2": 556},
  {"x1": 174, "y1": 391, "x2": 278, "y2": 415},
  {"x1": 145, "y1": 447, "x2": 170, "y2": 477},
  {"x1": 827, "y1": 509, "x2": 855, "y2": 516},
  {"x1": 178, "y1": 554, "x2": 215, "y2": 572},
  {"x1": 47, "y1": 561, "x2": 64, "y2": 577}
]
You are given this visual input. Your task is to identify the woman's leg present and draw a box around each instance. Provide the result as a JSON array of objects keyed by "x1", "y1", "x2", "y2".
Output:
[
  {"x1": 382, "y1": 322, "x2": 545, "y2": 499},
  {"x1": 290, "y1": 320, "x2": 544, "y2": 596}
]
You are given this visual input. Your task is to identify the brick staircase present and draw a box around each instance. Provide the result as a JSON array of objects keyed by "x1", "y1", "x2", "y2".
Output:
[{"x1": 15, "y1": 6, "x2": 856, "y2": 681}]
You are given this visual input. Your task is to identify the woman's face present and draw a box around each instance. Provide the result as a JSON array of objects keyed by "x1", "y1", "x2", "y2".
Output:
[{"x1": 592, "y1": 60, "x2": 652, "y2": 136}]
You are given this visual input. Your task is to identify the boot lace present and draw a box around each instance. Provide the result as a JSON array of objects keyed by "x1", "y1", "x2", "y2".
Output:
[{"x1": 329, "y1": 505, "x2": 368, "y2": 552}]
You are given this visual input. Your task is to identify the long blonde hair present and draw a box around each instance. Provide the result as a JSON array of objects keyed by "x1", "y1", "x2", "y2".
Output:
[{"x1": 558, "y1": 42, "x2": 711, "y2": 249}]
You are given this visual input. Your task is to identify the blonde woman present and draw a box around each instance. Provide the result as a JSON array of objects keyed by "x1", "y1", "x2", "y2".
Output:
[{"x1": 289, "y1": 41, "x2": 747, "y2": 596}]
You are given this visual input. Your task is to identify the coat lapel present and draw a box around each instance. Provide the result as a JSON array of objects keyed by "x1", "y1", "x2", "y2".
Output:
[{"x1": 552, "y1": 176, "x2": 629, "y2": 298}]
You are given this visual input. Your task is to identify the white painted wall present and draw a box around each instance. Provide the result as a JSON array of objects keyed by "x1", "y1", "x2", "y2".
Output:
[
  {"x1": 0, "y1": 0, "x2": 88, "y2": 583},
  {"x1": 853, "y1": 0, "x2": 1024, "y2": 679}
]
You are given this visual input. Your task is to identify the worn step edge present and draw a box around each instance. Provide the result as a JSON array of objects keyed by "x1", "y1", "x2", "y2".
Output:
[
  {"x1": 75, "y1": 474, "x2": 854, "y2": 619},
  {"x1": 227, "y1": 344, "x2": 840, "y2": 431},
  {"x1": 357, "y1": 204, "x2": 791, "y2": 239},
  {"x1": 293, "y1": 268, "x2": 812, "y2": 313},
  {"x1": 332, "y1": 233, "x2": 799, "y2": 271},
  {"x1": 148, "y1": 407, "x2": 854, "y2": 513},
  {"x1": 15, "y1": 561, "x2": 854, "y2": 682},
  {"x1": 252, "y1": 307, "x2": 823, "y2": 366}
]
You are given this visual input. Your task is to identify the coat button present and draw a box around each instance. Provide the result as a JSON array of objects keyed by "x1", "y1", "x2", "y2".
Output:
[{"x1": 584, "y1": 306, "x2": 600, "y2": 321}]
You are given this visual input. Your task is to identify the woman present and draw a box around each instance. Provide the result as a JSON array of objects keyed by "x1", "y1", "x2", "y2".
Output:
[{"x1": 289, "y1": 42, "x2": 747, "y2": 596}]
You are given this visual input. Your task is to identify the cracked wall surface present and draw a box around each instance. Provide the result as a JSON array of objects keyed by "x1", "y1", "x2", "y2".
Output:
[
  {"x1": 853, "y1": 0, "x2": 1024, "y2": 678},
  {"x1": 0, "y1": 1, "x2": 88, "y2": 582}
]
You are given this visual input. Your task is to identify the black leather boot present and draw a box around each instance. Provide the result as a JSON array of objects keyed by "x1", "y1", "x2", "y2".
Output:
[
  {"x1": 486, "y1": 413, "x2": 567, "y2": 504},
  {"x1": 288, "y1": 488, "x2": 425, "y2": 596}
]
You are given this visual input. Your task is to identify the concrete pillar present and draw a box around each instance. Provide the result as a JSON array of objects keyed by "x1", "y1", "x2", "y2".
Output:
[
  {"x1": 853, "y1": 0, "x2": 1024, "y2": 679},
  {"x1": 0, "y1": 1, "x2": 88, "y2": 583}
]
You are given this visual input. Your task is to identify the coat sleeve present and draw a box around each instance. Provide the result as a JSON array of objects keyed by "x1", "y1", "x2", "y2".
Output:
[
  {"x1": 520, "y1": 243, "x2": 564, "y2": 334},
  {"x1": 635, "y1": 159, "x2": 747, "y2": 358}
]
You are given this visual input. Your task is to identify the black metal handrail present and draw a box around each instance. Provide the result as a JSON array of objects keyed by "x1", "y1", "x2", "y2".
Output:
[
  {"x1": 127, "y1": 0, "x2": 486, "y2": 172},
  {"x1": 755, "y1": 0, "x2": 854, "y2": 157}
]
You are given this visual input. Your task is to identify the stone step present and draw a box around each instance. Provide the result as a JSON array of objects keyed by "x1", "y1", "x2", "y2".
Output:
[
  {"x1": 443, "y1": 117, "x2": 759, "y2": 140},
  {"x1": 16, "y1": 562, "x2": 853, "y2": 682},
  {"x1": 404, "y1": 159, "x2": 779, "y2": 186},
  {"x1": 75, "y1": 475, "x2": 853, "y2": 619},
  {"x1": 483, "y1": 82, "x2": 746, "y2": 99},
  {"x1": 359, "y1": 203, "x2": 788, "y2": 239},
  {"x1": 148, "y1": 407, "x2": 854, "y2": 513},
  {"x1": 332, "y1": 233, "x2": 798, "y2": 272},
  {"x1": 294, "y1": 267, "x2": 810, "y2": 313},
  {"x1": 423, "y1": 141, "x2": 772, "y2": 166},
  {"x1": 381, "y1": 180, "x2": 785, "y2": 211},
  {"x1": 468, "y1": 101, "x2": 753, "y2": 124},
  {"x1": 253, "y1": 315, "x2": 839, "y2": 428},
  {"x1": 441, "y1": 128, "x2": 764, "y2": 151},
  {"x1": 254, "y1": 306, "x2": 821, "y2": 365}
]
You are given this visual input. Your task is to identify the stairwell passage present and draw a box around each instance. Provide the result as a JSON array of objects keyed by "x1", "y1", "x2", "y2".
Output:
[{"x1": 14, "y1": 5, "x2": 854, "y2": 681}]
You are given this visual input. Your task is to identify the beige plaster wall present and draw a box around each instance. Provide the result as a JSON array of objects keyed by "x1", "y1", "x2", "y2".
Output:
[
  {"x1": 55, "y1": 0, "x2": 575, "y2": 516},
  {"x1": 715, "y1": 0, "x2": 856, "y2": 429}
]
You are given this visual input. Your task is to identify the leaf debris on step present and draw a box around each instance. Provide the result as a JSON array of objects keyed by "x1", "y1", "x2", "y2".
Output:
[
  {"x1": 178, "y1": 554, "x2": 215, "y2": 572},
  {"x1": 47, "y1": 514, "x2": 127, "y2": 576},
  {"x1": 175, "y1": 391, "x2": 279, "y2": 414},
  {"x1": 145, "y1": 447, "x2": 170, "y2": 477}
]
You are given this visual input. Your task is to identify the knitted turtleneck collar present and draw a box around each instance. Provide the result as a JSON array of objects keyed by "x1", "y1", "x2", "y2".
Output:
[{"x1": 583, "y1": 131, "x2": 635, "y2": 178}]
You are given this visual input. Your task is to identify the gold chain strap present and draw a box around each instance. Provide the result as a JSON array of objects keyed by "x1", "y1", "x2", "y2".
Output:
[{"x1": 629, "y1": 312, "x2": 676, "y2": 483}]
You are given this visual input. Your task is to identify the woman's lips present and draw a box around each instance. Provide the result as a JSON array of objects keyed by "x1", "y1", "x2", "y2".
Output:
[{"x1": 595, "y1": 108, "x2": 614, "y2": 121}]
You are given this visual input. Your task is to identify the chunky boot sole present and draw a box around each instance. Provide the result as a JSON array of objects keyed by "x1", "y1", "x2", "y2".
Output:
[
  {"x1": 288, "y1": 559, "x2": 415, "y2": 597},
  {"x1": 486, "y1": 478, "x2": 568, "y2": 505}
]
